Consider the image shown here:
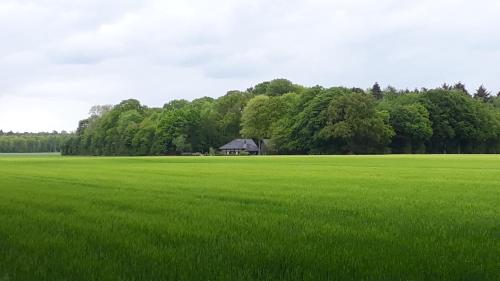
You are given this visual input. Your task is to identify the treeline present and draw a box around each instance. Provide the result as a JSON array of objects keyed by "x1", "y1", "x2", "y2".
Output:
[
  {"x1": 0, "y1": 131, "x2": 71, "y2": 153},
  {"x1": 63, "y1": 79, "x2": 500, "y2": 155}
]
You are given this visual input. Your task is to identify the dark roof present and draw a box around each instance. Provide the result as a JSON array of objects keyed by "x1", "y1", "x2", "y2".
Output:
[{"x1": 219, "y1": 139, "x2": 259, "y2": 152}]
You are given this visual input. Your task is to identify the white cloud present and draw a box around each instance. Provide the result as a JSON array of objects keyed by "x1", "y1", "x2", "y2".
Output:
[{"x1": 0, "y1": 0, "x2": 499, "y2": 132}]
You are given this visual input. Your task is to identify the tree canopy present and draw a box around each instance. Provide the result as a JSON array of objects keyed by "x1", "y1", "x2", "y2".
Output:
[
  {"x1": 0, "y1": 131, "x2": 70, "y2": 153},
  {"x1": 61, "y1": 79, "x2": 500, "y2": 155}
]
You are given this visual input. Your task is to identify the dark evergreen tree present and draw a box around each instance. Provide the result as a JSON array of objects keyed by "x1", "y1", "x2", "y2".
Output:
[
  {"x1": 453, "y1": 82, "x2": 469, "y2": 95},
  {"x1": 371, "y1": 82, "x2": 383, "y2": 100},
  {"x1": 441, "y1": 83, "x2": 451, "y2": 90},
  {"x1": 474, "y1": 85, "x2": 491, "y2": 102}
]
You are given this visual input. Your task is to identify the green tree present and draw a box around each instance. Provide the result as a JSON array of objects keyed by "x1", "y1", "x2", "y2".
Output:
[
  {"x1": 388, "y1": 104, "x2": 433, "y2": 153},
  {"x1": 318, "y1": 92, "x2": 394, "y2": 154},
  {"x1": 493, "y1": 95, "x2": 500, "y2": 108},
  {"x1": 265, "y1": 79, "x2": 300, "y2": 96},
  {"x1": 241, "y1": 95, "x2": 282, "y2": 139},
  {"x1": 172, "y1": 135, "x2": 192, "y2": 154},
  {"x1": 61, "y1": 80, "x2": 500, "y2": 156},
  {"x1": 420, "y1": 89, "x2": 488, "y2": 153},
  {"x1": 215, "y1": 91, "x2": 251, "y2": 143}
]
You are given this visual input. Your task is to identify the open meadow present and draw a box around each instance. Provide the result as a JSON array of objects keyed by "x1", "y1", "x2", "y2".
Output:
[{"x1": 0, "y1": 155, "x2": 499, "y2": 281}]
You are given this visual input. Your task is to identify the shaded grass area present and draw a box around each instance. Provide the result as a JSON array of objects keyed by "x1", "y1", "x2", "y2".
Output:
[{"x1": 0, "y1": 155, "x2": 499, "y2": 281}]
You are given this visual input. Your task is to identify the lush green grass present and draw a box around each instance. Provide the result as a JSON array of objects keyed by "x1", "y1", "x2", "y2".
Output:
[{"x1": 0, "y1": 155, "x2": 499, "y2": 281}]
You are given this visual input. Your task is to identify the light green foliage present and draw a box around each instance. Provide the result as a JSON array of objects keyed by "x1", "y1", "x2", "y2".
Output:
[
  {"x1": 265, "y1": 78, "x2": 300, "y2": 96},
  {"x1": 241, "y1": 95, "x2": 286, "y2": 139},
  {"x1": 249, "y1": 79, "x2": 302, "y2": 97},
  {"x1": 0, "y1": 155, "x2": 499, "y2": 280},
  {"x1": 172, "y1": 135, "x2": 191, "y2": 153},
  {"x1": 493, "y1": 96, "x2": 500, "y2": 108},
  {"x1": 0, "y1": 132, "x2": 69, "y2": 153}
]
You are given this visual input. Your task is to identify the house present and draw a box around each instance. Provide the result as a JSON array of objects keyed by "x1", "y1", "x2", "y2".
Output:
[{"x1": 219, "y1": 139, "x2": 260, "y2": 155}]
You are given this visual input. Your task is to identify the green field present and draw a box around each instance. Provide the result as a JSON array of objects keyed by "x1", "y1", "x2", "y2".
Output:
[{"x1": 0, "y1": 155, "x2": 499, "y2": 281}]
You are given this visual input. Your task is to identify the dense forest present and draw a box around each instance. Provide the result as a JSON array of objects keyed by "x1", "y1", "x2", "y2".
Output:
[
  {"x1": 62, "y1": 79, "x2": 500, "y2": 155},
  {"x1": 0, "y1": 131, "x2": 71, "y2": 153}
]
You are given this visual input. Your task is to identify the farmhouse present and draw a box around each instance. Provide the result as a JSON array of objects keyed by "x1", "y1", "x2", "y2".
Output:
[{"x1": 219, "y1": 139, "x2": 260, "y2": 155}]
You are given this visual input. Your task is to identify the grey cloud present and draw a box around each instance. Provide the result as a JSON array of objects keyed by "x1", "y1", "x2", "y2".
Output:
[{"x1": 1, "y1": 0, "x2": 500, "y2": 132}]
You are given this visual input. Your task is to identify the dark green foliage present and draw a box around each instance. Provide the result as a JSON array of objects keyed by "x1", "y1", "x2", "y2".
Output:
[
  {"x1": 453, "y1": 82, "x2": 469, "y2": 95},
  {"x1": 318, "y1": 92, "x2": 394, "y2": 154},
  {"x1": 420, "y1": 89, "x2": 500, "y2": 153},
  {"x1": 387, "y1": 104, "x2": 432, "y2": 153},
  {"x1": 63, "y1": 80, "x2": 500, "y2": 155},
  {"x1": 214, "y1": 91, "x2": 251, "y2": 143},
  {"x1": 474, "y1": 85, "x2": 492, "y2": 102},
  {"x1": 441, "y1": 83, "x2": 452, "y2": 90},
  {"x1": 371, "y1": 82, "x2": 383, "y2": 100}
]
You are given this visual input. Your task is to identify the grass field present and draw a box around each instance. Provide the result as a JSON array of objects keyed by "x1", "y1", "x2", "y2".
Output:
[{"x1": 0, "y1": 155, "x2": 499, "y2": 281}]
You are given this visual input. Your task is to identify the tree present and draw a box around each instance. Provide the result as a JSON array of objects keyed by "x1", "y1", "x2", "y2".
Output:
[
  {"x1": 172, "y1": 135, "x2": 192, "y2": 154},
  {"x1": 474, "y1": 85, "x2": 491, "y2": 102},
  {"x1": 155, "y1": 104, "x2": 198, "y2": 155},
  {"x1": 384, "y1": 86, "x2": 398, "y2": 96},
  {"x1": 441, "y1": 83, "x2": 451, "y2": 90},
  {"x1": 371, "y1": 82, "x2": 383, "y2": 100},
  {"x1": 420, "y1": 89, "x2": 490, "y2": 153},
  {"x1": 89, "y1": 105, "x2": 112, "y2": 117},
  {"x1": 289, "y1": 87, "x2": 341, "y2": 153},
  {"x1": 240, "y1": 95, "x2": 283, "y2": 140},
  {"x1": 132, "y1": 113, "x2": 159, "y2": 155},
  {"x1": 1, "y1": 132, "x2": 70, "y2": 153},
  {"x1": 189, "y1": 97, "x2": 219, "y2": 153},
  {"x1": 266, "y1": 79, "x2": 299, "y2": 96},
  {"x1": 248, "y1": 79, "x2": 301, "y2": 97},
  {"x1": 116, "y1": 110, "x2": 144, "y2": 154},
  {"x1": 388, "y1": 104, "x2": 433, "y2": 153},
  {"x1": 494, "y1": 95, "x2": 500, "y2": 109},
  {"x1": 349, "y1": 87, "x2": 363, "y2": 94},
  {"x1": 248, "y1": 81, "x2": 270, "y2": 95},
  {"x1": 61, "y1": 80, "x2": 500, "y2": 156},
  {"x1": 453, "y1": 82, "x2": 468, "y2": 95},
  {"x1": 317, "y1": 92, "x2": 394, "y2": 154},
  {"x1": 215, "y1": 91, "x2": 251, "y2": 142},
  {"x1": 267, "y1": 93, "x2": 302, "y2": 154}
]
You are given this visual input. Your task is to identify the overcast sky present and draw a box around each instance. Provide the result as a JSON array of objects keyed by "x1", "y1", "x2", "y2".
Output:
[{"x1": 1, "y1": 0, "x2": 499, "y2": 132}]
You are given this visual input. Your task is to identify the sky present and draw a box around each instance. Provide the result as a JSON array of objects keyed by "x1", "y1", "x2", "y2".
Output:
[{"x1": 1, "y1": 0, "x2": 499, "y2": 132}]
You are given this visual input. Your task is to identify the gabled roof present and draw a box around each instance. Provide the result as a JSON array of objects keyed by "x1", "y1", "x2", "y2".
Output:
[{"x1": 219, "y1": 139, "x2": 259, "y2": 152}]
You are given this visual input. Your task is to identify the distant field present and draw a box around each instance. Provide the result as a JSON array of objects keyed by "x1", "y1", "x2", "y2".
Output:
[{"x1": 0, "y1": 155, "x2": 499, "y2": 281}]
